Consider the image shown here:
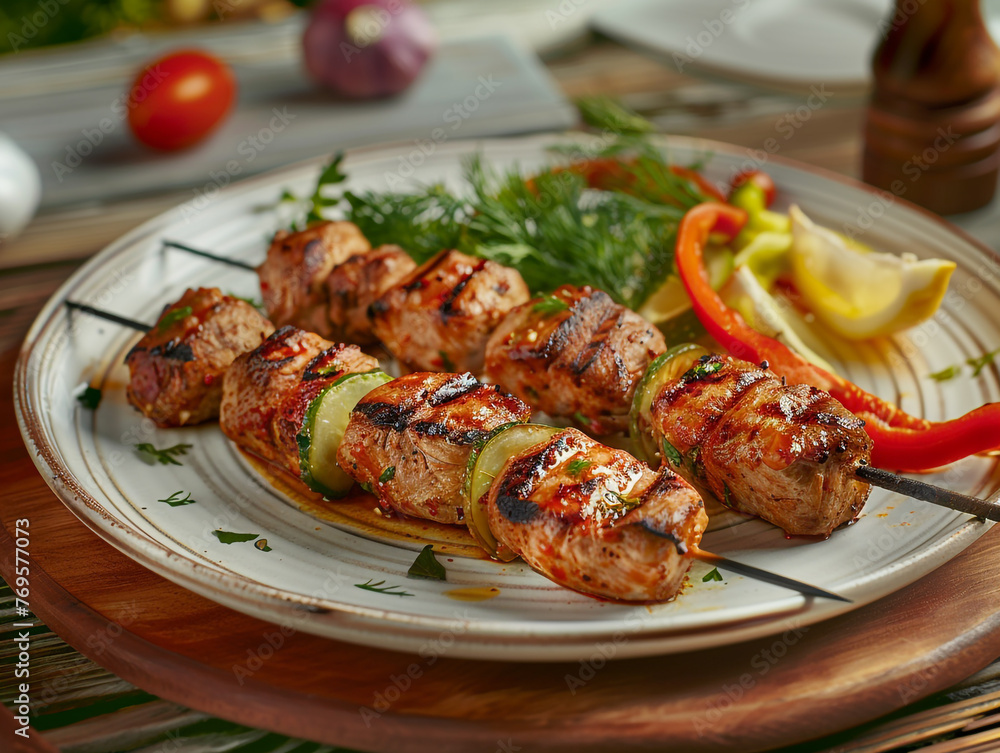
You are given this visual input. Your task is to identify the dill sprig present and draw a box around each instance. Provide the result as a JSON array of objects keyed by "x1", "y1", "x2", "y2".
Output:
[
  {"x1": 136, "y1": 442, "x2": 193, "y2": 466},
  {"x1": 354, "y1": 579, "x2": 414, "y2": 597}
]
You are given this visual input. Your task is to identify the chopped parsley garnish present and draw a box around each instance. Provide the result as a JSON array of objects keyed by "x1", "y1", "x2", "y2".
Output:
[
  {"x1": 359, "y1": 481, "x2": 375, "y2": 494},
  {"x1": 568, "y1": 458, "x2": 591, "y2": 476},
  {"x1": 967, "y1": 348, "x2": 1000, "y2": 377},
  {"x1": 722, "y1": 483, "x2": 733, "y2": 508},
  {"x1": 212, "y1": 530, "x2": 260, "y2": 545},
  {"x1": 227, "y1": 292, "x2": 263, "y2": 309},
  {"x1": 532, "y1": 295, "x2": 570, "y2": 316},
  {"x1": 439, "y1": 350, "x2": 455, "y2": 372},
  {"x1": 688, "y1": 359, "x2": 722, "y2": 379},
  {"x1": 928, "y1": 365, "x2": 962, "y2": 382},
  {"x1": 136, "y1": 442, "x2": 192, "y2": 466},
  {"x1": 77, "y1": 386, "x2": 102, "y2": 410},
  {"x1": 355, "y1": 579, "x2": 414, "y2": 597},
  {"x1": 572, "y1": 411, "x2": 593, "y2": 430},
  {"x1": 379, "y1": 466, "x2": 396, "y2": 484},
  {"x1": 702, "y1": 568, "x2": 723, "y2": 583},
  {"x1": 661, "y1": 439, "x2": 683, "y2": 468},
  {"x1": 157, "y1": 306, "x2": 192, "y2": 332},
  {"x1": 927, "y1": 346, "x2": 1000, "y2": 381},
  {"x1": 158, "y1": 490, "x2": 196, "y2": 507},
  {"x1": 407, "y1": 545, "x2": 446, "y2": 581}
]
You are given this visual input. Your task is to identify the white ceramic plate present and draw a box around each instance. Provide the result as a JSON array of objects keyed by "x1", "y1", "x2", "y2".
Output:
[
  {"x1": 15, "y1": 134, "x2": 1000, "y2": 661},
  {"x1": 591, "y1": 0, "x2": 893, "y2": 92}
]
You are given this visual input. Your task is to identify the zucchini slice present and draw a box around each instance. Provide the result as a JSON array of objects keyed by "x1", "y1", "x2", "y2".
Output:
[
  {"x1": 629, "y1": 343, "x2": 710, "y2": 464},
  {"x1": 298, "y1": 370, "x2": 392, "y2": 498},
  {"x1": 464, "y1": 423, "x2": 561, "y2": 561}
]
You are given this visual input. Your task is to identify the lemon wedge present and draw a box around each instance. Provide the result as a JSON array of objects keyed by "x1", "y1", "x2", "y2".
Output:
[
  {"x1": 788, "y1": 205, "x2": 955, "y2": 340},
  {"x1": 638, "y1": 246, "x2": 734, "y2": 324}
]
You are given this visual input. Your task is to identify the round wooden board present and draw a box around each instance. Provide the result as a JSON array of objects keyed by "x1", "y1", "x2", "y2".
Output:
[{"x1": 4, "y1": 351, "x2": 1000, "y2": 753}]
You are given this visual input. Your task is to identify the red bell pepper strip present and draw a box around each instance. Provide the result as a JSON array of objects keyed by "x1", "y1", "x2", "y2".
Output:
[{"x1": 675, "y1": 201, "x2": 1000, "y2": 471}]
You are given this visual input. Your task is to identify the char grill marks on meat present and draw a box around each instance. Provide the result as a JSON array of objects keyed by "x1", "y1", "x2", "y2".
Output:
[
  {"x1": 649, "y1": 354, "x2": 872, "y2": 537},
  {"x1": 370, "y1": 249, "x2": 531, "y2": 374},
  {"x1": 337, "y1": 372, "x2": 531, "y2": 524},
  {"x1": 220, "y1": 326, "x2": 378, "y2": 478},
  {"x1": 485, "y1": 427, "x2": 707, "y2": 601},
  {"x1": 257, "y1": 221, "x2": 371, "y2": 335},
  {"x1": 325, "y1": 244, "x2": 417, "y2": 344},
  {"x1": 125, "y1": 287, "x2": 275, "y2": 427},
  {"x1": 485, "y1": 285, "x2": 666, "y2": 434}
]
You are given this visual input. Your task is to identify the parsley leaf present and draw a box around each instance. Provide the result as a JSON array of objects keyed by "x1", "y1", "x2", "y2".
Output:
[
  {"x1": 157, "y1": 306, "x2": 192, "y2": 333},
  {"x1": 213, "y1": 530, "x2": 259, "y2": 545},
  {"x1": 532, "y1": 295, "x2": 570, "y2": 316},
  {"x1": 928, "y1": 365, "x2": 962, "y2": 382},
  {"x1": 568, "y1": 458, "x2": 591, "y2": 476},
  {"x1": 158, "y1": 490, "x2": 196, "y2": 507},
  {"x1": 407, "y1": 545, "x2": 446, "y2": 581},
  {"x1": 661, "y1": 439, "x2": 683, "y2": 468},
  {"x1": 77, "y1": 386, "x2": 102, "y2": 410},
  {"x1": 967, "y1": 348, "x2": 1000, "y2": 377},
  {"x1": 702, "y1": 568, "x2": 723, "y2": 583},
  {"x1": 136, "y1": 442, "x2": 192, "y2": 466},
  {"x1": 379, "y1": 466, "x2": 396, "y2": 484}
]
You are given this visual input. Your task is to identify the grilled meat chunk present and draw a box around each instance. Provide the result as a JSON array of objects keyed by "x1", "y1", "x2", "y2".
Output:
[
  {"x1": 485, "y1": 285, "x2": 666, "y2": 434},
  {"x1": 125, "y1": 288, "x2": 274, "y2": 427},
  {"x1": 648, "y1": 353, "x2": 872, "y2": 537},
  {"x1": 486, "y1": 428, "x2": 707, "y2": 601},
  {"x1": 338, "y1": 372, "x2": 531, "y2": 524},
  {"x1": 220, "y1": 326, "x2": 378, "y2": 478},
  {"x1": 325, "y1": 245, "x2": 417, "y2": 344},
  {"x1": 370, "y1": 249, "x2": 530, "y2": 374},
  {"x1": 257, "y1": 221, "x2": 371, "y2": 334}
]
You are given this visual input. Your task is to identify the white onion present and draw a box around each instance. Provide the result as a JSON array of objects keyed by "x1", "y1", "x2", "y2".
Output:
[{"x1": 303, "y1": 0, "x2": 436, "y2": 99}]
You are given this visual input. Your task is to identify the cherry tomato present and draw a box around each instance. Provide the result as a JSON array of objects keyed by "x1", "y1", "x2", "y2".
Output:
[
  {"x1": 127, "y1": 50, "x2": 237, "y2": 151},
  {"x1": 728, "y1": 169, "x2": 777, "y2": 207}
]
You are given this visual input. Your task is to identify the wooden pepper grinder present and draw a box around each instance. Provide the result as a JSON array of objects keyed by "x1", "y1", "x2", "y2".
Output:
[{"x1": 863, "y1": 0, "x2": 1000, "y2": 214}]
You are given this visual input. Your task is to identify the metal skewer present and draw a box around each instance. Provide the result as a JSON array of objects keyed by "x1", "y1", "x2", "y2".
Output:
[
  {"x1": 692, "y1": 548, "x2": 851, "y2": 602},
  {"x1": 63, "y1": 301, "x2": 994, "y2": 602},
  {"x1": 65, "y1": 301, "x2": 150, "y2": 332},
  {"x1": 162, "y1": 240, "x2": 257, "y2": 271},
  {"x1": 856, "y1": 464, "x2": 1000, "y2": 522}
]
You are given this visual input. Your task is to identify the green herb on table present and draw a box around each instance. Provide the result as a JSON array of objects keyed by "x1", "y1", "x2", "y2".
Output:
[
  {"x1": 702, "y1": 568, "x2": 724, "y2": 583},
  {"x1": 355, "y1": 579, "x2": 414, "y2": 597},
  {"x1": 575, "y1": 95, "x2": 654, "y2": 136},
  {"x1": 407, "y1": 545, "x2": 446, "y2": 581},
  {"x1": 77, "y1": 386, "x2": 102, "y2": 410},
  {"x1": 158, "y1": 490, "x2": 196, "y2": 507},
  {"x1": 213, "y1": 530, "x2": 260, "y2": 545},
  {"x1": 136, "y1": 442, "x2": 192, "y2": 466}
]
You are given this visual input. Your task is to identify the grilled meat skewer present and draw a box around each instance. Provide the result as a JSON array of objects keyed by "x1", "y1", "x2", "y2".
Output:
[
  {"x1": 125, "y1": 287, "x2": 274, "y2": 427},
  {"x1": 337, "y1": 372, "x2": 531, "y2": 524},
  {"x1": 325, "y1": 244, "x2": 416, "y2": 344},
  {"x1": 370, "y1": 248, "x2": 531, "y2": 374},
  {"x1": 637, "y1": 348, "x2": 872, "y2": 537},
  {"x1": 485, "y1": 285, "x2": 666, "y2": 434},
  {"x1": 483, "y1": 427, "x2": 708, "y2": 601},
  {"x1": 220, "y1": 326, "x2": 378, "y2": 478},
  {"x1": 257, "y1": 221, "x2": 371, "y2": 334}
]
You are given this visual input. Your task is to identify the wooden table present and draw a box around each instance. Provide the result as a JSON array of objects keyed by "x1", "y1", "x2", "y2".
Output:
[{"x1": 3, "y1": 39, "x2": 1000, "y2": 753}]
